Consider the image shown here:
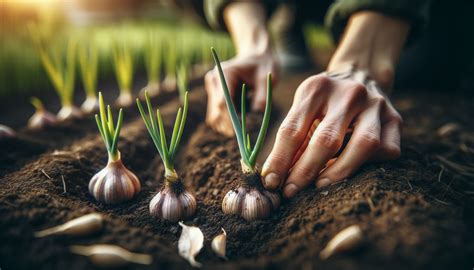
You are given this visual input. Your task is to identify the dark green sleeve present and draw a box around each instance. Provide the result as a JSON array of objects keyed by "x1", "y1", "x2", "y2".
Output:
[{"x1": 325, "y1": 0, "x2": 431, "y2": 44}]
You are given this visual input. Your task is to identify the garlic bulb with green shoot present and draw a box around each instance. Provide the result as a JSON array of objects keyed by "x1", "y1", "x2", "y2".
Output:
[
  {"x1": 78, "y1": 44, "x2": 99, "y2": 113},
  {"x1": 36, "y1": 39, "x2": 82, "y2": 121},
  {"x1": 137, "y1": 91, "x2": 196, "y2": 222},
  {"x1": 112, "y1": 41, "x2": 134, "y2": 107},
  {"x1": 162, "y1": 40, "x2": 177, "y2": 92},
  {"x1": 89, "y1": 92, "x2": 141, "y2": 204},
  {"x1": 211, "y1": 48, "x2": 280, "y2": 221},
  {"x1": 27, "y1": 97, "x2": 57, "y2": 129},
  {"x1": 139, "y1": 33, "x2": 162, "y2": 98},
  {"x1": 176, "y1": 62, "x2": 189, "y2": 104}
]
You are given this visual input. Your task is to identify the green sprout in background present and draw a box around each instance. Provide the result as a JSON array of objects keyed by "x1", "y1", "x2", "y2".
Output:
[
  {"x1": 112, "y1": 41, "x2": 135, "y2": 107},
  {"x1": 176, "y1": 62, "x2": 188, "y2": 104},
  {"x1": 210, "y1": 47, "x2": 272, "y2": 173},
  {"x1": 78, "y1": 43, "x2": 99, "y2": 113},
  {"x1": 162, "y1": 37, "x2": 178, "y2": 92},
  {"x1": 141, "y1": 32, "x2": 162, "y2": 98},
  {"x1": 36, "y1": 38, "x2": 82, "y2": 121}
]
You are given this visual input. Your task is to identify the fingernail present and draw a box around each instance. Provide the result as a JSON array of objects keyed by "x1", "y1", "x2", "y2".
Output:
[
  {"x1": 316, "y1": 178, "x2": 331, "y2": 189},
  {"x1": 283, "y1": 184, "x2": 299, "y2": 198},
  {"x1": 264, "y1": 173, "x2": 280, "y2": 190}
]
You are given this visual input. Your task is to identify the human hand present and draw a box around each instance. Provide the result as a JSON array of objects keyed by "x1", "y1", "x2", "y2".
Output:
[
  {"x1": 205, "y1": 51, "x2": 278, "y2": 136},
  {"x1": 261, "y1": 70, "x2": 403, "y2": 198}
]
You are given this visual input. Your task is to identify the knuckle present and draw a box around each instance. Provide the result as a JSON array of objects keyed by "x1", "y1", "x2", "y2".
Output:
[
  {"x1": 294, "y1": 164, "x2": 316, "y2": 180},
  {"x1": 278, "y1": 119, "x2": 306, "y2": 142},
  {"x1": 297, "y1": 75, "x2": 331, "y2": 98},
  {"x1": 358, "y1": 132, "x2": 381, "y2": 150},
  {"x1": 313, "y1": 127, "x2": 342, "y2": 152}
]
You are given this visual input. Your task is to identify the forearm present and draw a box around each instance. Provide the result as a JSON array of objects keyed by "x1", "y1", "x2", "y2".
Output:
[
  {"x1": 327, "y1": 11, "x2": 410, "y2": 91},
  {"x1": 223, "y1": 2, "x2": 270, "y2": 57}
]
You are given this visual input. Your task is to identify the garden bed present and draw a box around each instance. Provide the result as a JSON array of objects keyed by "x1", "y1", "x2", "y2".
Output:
[{"x1": 0, "y1": 74, "x2": 473, "y2": 269}]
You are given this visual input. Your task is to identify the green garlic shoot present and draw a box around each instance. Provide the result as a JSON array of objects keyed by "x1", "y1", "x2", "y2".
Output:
[
  {"x1": 78, "y1": 44, "x2": 99, "y2": 112},
  {"x1": 136, "y1": 91, "x2": 188, "y2": 179},
  {"x1": 211, "y1": 47, "x2": 272, "y2": 172},
  {"x1": 112, "y1": 41, "x2": 134, "y2": 106},
  {"x1": 176, "y1": 62, "x2": 188, "y2": 104},
  {"x1": 141, "y1": 32, "x2": 162, "y2": 97},
  {"x1": 95, "y1": 92, "x2": 123, "y2": 162}
]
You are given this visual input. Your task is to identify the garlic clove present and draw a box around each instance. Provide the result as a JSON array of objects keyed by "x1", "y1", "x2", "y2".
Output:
[
  {"x1": 320, "y1": 225, "x2": 363, "y2": 260},
  {"x1": 35, "y1": 213, "x2": 103, "y2": 238},
  {"x1": 57, "y1": 105, "x2": 83, "y2": 121},
  {"x1": 211, "y1": 228, "x2": 227, "y2": 259},
  {"x1": 28, "y1": 110, "x2": 58, "y2": 129},
  {"x1": 81, "y1": 96, "x2": 100, "y2": 113},
  {"x1": 149, "y1": 185, "x2": 197, "y2": 222},
  {"x1": 0, "y1": 124, "x2": 16, "y2": 139},
  {"x1": 89, "y1": 159, "x2": 141, "y2": 204},
  {"x1": 70, "y1": 244, "x2": 152, "y2": 267},
  {"x1": 178, "y1": 222, "x2": 204, "y2": 268}
]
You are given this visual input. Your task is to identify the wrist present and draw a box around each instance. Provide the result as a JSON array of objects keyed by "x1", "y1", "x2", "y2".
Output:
[
  {"x1": 327, "y1": 11, "x2": 410, "y2": 90},
  {"x1": 224, "y1": 2, "x2": 271, "y2": 57}
]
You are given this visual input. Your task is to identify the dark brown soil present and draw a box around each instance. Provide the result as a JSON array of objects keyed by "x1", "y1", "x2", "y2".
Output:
[{"x1": 1, "y1": 74, "x2": 473, "y2": 270}]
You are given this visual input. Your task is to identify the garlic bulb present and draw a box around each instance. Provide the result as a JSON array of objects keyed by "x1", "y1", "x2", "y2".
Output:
[
  {"x1": 70, "y1": 244, "x2": 152, "y2": 267},
  {"x1": 0, "y1": 124, "x2": 16, "y2": 139},
  {"x1": 115, "y1": 92, "x2": 134, "y2": 107},
  {"x1": 28, "y1": 109, "x2": 57, "y2": 129},
  {"x1": 320, "y1": 225, "x2": 363, "y2": 260},
  {"x1": 81, "y1": 96, "x2": 100, "y2": 113},
  {"x1": 140, "y1": 82, "x2": 160, "y2": 98},
  {"x1": 35, "y1": 213, "x2": 103, "y2": 238},
  {"x1": 57, "y1": 105, "x2": 83, "y2": 121},
  {"x1": 89, "y1": 155, "x2": 141, "y2": 204},
  {"x1": 149, "y1": 177, "x2": 197, "y2": 222},
  {"x1": 211, "y1": 228, "x2": 227, "y2": 259},
  {"x1": 222, "y1": 186, "x2": 280, "y2": 221},
  {"x1": 161, "y1": 75, "x2": 176, "y2": 92}
]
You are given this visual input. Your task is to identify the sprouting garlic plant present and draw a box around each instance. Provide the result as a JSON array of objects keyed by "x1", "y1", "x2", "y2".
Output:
[
  {"x1": 136, "y1": 91, "x2": 197, "y2": 222},
  {"x1": 140, "y1": 32, "x2": 162, "y2": 98},
  {"x1": 176, "y1": 62, "x2": 188, "y2": 104},
  {"x1": 89, "y1": 92, "x2": 141, "y2": 204},
  {"x1": 211, "y1": 48, "x2": 280, "y2": 221},
  {"x1": 112, "y1": 41, "x2": 134, "y2": 107},
  {"x1": 37, "y1": 39, "x2": 82, "y2": 121},
  {"x1": 78, "y1": 43, "x2": 99, "y2": 113},
  {"x1": 162, "y1": 38, "x2": 177, "y2": 92},
  {"x1": 27, "y1": 97, "x2": 57, "y2": 129}
]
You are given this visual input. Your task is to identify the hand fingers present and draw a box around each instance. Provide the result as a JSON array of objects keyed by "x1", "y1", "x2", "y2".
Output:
[
  {"x1": 251, "y1": 73, "x2": 268, "y2": 111},
  {"x1": 316, "y1": 100, "x2": 383, "y2": 188},
  {"x1": 371, "y1": 106, "x2": 402, "y2": 161},
  {"x1": 283, "y1": 82, "x2": 367, "y2": 198},
  {"x1": 262, "y1": 75, "x2": 330, "y2": 190}
]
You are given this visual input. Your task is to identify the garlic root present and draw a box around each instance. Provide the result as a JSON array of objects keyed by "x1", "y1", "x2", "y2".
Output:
[
  {"x1": 70, "y1": 244, "x2": 152, "y2": 267},
  {"x1": 35, "y1": 213, "x2": 103, "y2": 238}
]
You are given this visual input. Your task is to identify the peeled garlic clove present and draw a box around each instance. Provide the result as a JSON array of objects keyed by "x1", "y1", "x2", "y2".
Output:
[
  {"x1": 115, "y1": 92, "x2": 134, "y2": 107},
  {"x1": 70, "y1": 244, "x2": 152, "y2": 267},
  {"x1": 211, "y1": 228, "x2": 227, "y2": 259},
  {"x1": 28, "y1": 110, "x2": 58, "y2": 129},
  {"x1": 149, "y1": 181, "x2": 197, "y2": 222},
  {"x1": 35, "y1": 213, "x2": 103, "y2": 238},
  {"x1": 0, "y1": 124, "x2": 16, "y2": 139},
  {"x1": 89, "y1": 158, "x2": 141, "y2": 204},
  {"x1": 81, "y1": 96, "x2": 100, "y2": 113},
  {"x1": 178, "y1": 222, "x2": 203, "y2": 268},
  {"x1": 222, "y1": 186, "x2": 280, "y2": 221},
  {"x1": 320, "y1": 225, "x2": 363, "y2": 260},
  {"x1": 57, "y1": 105, "x2": 83, "y2": 121}
]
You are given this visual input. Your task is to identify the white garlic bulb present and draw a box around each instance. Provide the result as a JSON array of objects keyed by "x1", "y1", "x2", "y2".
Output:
[
  {"x1": 81, "y1": 96, "x2": 100, "y2": 113},
  {"x1": 70, "y1": 244, "x2": 152, "y2": 267},
  {"x1": 140, "y1": 82, "x2": 161, "y2": 98},
  {"x1": 222, "y1": 186, "x2": 280, "y2": 221},
  {"x1": 211, "y1": 228, "x2": 227, "y2": 259},
  {"x1": 89, "y1": 157, "x2": 141, "y2": 204},
  {"x1": 320, "y1": 225, "x2": 363, "y2": 260},
  {"x1": 0, "y1": 124, "x2": 16, "y2": 139},
  {"x1": 35, "y1": 213, "x2": 103, "y2": 238},
  {"x1": 161, "y1": 75, "x2": 176, "y2": 92},
  {"x1": 57, "y1": 105, "x2": 83, "y2": 121},
  {"x1": 115, "y1": 92, "x2": 134, "y2": 107},
  {"x1": 28, "y1": 109, "x2": 57, "y2": 129},
  {"x1": 149, "y1": 180, "x2": 197, "y2": 222}
]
